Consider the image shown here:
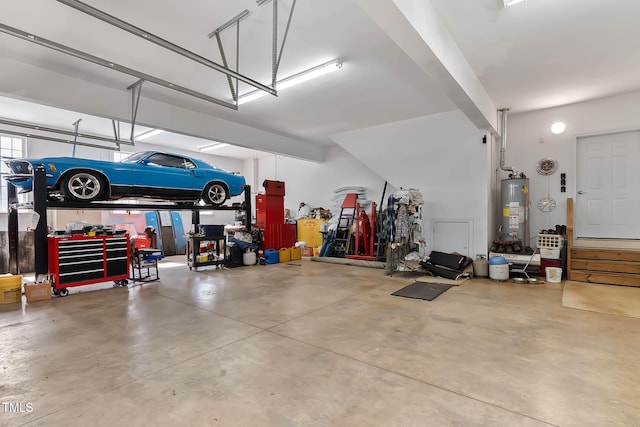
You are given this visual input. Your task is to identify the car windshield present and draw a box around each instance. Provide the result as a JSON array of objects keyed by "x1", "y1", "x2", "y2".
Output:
[{"x1": 119, "y1": 152, "x2": 150, "y2": 163}]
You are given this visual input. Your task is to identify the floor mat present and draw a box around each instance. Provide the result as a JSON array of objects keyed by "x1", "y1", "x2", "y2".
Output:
[
  {"x1": 562, "y1": 281, "x2": 640, "y2": 319},
  {"x1": 414, "y1": 275, "x2": 470, "y2": 286},
  {"x1": 391, "y1": 282, "x2": 453, "y2": 301}
]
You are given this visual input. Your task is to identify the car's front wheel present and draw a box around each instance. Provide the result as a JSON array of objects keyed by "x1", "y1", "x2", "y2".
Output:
[
  {"x1": 61, "y1": 171, "x2": 105, "y2": 202},
  {"x1": 203, "y1": 182, "x2": 228, "y2": 206}
]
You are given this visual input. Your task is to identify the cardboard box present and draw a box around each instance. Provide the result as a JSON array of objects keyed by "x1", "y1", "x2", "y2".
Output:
[{"x1": 24, "y1": 282, "x2": 52, "y2": 303}]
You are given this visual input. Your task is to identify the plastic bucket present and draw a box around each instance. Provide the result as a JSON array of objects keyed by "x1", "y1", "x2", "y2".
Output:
[
  {"x1": 546, "y1": 267, "x2": 563, "y2": 283},
  {"x1": 0, "y1": 275, "x2": 22, "y2": 304}
]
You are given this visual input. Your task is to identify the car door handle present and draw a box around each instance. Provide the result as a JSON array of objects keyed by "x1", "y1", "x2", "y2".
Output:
[{"x1": 577, "y1": 191, "x2": 587, "y2": 194}]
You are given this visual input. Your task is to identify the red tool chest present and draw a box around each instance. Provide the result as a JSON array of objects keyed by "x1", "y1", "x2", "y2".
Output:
[{"x1": 48, "y1": 234, "x2": 130, "y2": 295}]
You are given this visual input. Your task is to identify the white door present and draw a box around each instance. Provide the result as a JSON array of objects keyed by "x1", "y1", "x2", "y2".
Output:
[{"x1": 576, "y1": 131, "x2": 640, "y2": 239}]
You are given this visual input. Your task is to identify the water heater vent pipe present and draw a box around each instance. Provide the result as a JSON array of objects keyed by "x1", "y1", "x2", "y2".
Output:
[{"x1": 499, "y1": 108, "x2": 518, "y2": 176}]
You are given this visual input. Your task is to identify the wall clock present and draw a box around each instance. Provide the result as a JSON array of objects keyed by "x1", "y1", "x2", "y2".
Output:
[
  {"x1": 536, "y1": 158, "x2": 558, "y2": 175},
  {"x1": 537, "y1": 197, "x2": 556, "y2": 212}
]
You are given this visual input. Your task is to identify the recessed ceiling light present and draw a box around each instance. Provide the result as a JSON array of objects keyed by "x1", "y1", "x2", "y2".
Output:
[{"x1": 550, "y1": 122, "x2": 566, "y2": 134}]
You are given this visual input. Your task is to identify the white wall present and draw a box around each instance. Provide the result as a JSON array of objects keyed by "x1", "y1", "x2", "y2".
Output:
[
  {"x1": 332, "y1": 109, "x2": 490, "y2": 257},
  {"x1": 252, "y1": 145, "x2": 390, "y2": 219},
  {"x1": 503, "y1": 89, "x2": 640, "y2": 242}
]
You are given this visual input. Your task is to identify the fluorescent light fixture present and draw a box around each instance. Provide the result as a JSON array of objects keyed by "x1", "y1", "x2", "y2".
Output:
[
  {"x1": 135, "y1": 129, "x2": 164, "y2": 141},
  {"x1": 256, "y1": 0, "x2": 272, "y2": 5},
  {"x1": 550, "y1": 122, "x2": 566, "y2": 134},
  {"x1": 199, "y1": 142, "x2": 230, "y2": 152},
  {"x1": 504, "y1": 0, "x2": 527, "y2": 7},
  {"x1": 237, "y1": 59, "x2": 343, "y2": 105}
]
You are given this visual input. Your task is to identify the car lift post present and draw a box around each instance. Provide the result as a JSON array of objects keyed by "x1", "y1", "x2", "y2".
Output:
[
  {"x1": 7, "y1": 182, "x2": 19, "y2": 274},
  {"x1": 33, "y1": 166, "x2": 48, "y2": 278}
]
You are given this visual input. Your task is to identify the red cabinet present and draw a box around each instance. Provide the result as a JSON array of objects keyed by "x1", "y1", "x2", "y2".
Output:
[{"x1": 255, "y1": 194, "x2": 284, "y2": 228}]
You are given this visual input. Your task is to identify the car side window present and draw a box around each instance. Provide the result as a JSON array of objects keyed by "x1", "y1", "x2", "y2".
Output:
[
  {"x1": 147, "y1": 153, "x2": 192, "y2": 169},
  {"x1": 183, "y1": 159, "x2": 197, "y2": 169}
]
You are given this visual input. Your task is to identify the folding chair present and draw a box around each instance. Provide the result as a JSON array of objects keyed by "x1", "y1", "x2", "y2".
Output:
[{"x1": 510, "y1": 249, "x2": 537, "y2": 280}]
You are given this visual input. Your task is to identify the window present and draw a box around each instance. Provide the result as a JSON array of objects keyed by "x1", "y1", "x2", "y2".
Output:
[
  {"x1": 147, "y1": 153, "x2": 195, "y2": 169},
  {"x1": 0, "y1": 135, "x2": 26, "y2": 211}
]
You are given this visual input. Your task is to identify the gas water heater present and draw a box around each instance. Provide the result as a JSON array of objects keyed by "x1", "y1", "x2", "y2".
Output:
[{"x1": 500, "y1": 177, "x2": 529, "y2": 244}]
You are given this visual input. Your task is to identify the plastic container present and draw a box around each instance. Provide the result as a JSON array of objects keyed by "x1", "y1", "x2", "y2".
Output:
[
  {"x1": 540, "y1": 248, "x2": 560, "y2": 259},
  {"x1": 488, "y1": 256, "x2": 509, "y2": 281},
  {"x1": 0, "y1": 275, "x2": 22, "y2": 304},
  {"x1": 473, "y1": 254, "x2": 489, "y2": 277},
  {"x1": 279, "y1": 247, "x2": 291, "y2": 263},
  {"x1": 546, "y1": 267, "x2": 563, "y2": 283},
  {"x1": 290, "y1": 247, "x2": 302, "y2": 260},
  {"x1": 313, "y1": 247, "x2": 320, "y2": 257},
  {"x1": 243, "y1": 250, "x2": 257, "y2": 266},
  {"x1": 302, "y1": 247, "x2": 313, "y2": 257},
  {"x1": 265, "y1": 249, "x2": 279, "y2": 265}
]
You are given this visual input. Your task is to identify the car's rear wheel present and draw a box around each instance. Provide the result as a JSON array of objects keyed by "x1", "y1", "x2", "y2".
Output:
[
  {"x1": 61, "y1": 171, "x2": 105, "y2": 202},
  {"x1": 203, "y1": 182, "x2": 228, "y2": 206}
]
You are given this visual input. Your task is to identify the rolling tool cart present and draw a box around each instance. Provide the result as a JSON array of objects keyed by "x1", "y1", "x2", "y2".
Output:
[
  {"x1": 48, "y1": 234, "x2": 130, "y2": 297},
  {"x1": 130, "y1": 247, "x2": 164, "y2": 282}
]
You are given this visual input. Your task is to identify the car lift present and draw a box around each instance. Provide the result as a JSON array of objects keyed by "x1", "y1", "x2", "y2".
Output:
[{"x1": 7, "y1": 166, "x2": 252, "y2": 278}]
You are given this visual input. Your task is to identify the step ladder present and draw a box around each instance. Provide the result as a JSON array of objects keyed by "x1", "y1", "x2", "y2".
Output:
[{"x1": 331, "y1": 193, "x2": 358, "y2": 257}]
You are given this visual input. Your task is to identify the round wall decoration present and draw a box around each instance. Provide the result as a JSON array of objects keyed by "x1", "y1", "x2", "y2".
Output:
[
  {"x1": 536, "y1": 158, "x2": 558, "y2": 175},
  {"x1": 537, "y1": 197, "x2": 557, "y2": 212}
]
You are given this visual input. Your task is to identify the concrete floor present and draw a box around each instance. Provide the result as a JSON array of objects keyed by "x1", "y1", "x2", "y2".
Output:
[{"x1": 1, "y1": 257, "x2": 639, "y2": 426}]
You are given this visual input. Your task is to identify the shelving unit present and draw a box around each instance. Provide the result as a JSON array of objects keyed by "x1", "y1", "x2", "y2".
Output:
[{"x1": 187, "y1": 235, "x2": 227, "y2": 271}]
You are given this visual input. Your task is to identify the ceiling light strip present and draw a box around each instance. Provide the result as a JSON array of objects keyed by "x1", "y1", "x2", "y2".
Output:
[
  {"x1": 199, "y1": 143, "x2": 230, "y2": 152},
  {"x1": 0, "y1": 23, "x2": 237, "y2": 110},
  {"x1": 238, "y1": 59, "x2": 342, "y2": 105},
  {"x1": 56, "y1": 0, "x2": 276, "y2": 96}
]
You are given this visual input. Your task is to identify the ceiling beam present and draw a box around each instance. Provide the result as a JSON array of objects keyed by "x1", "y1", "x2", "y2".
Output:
[{"x1": 355, "y1": 0, "x2": 498, "y2": 134}]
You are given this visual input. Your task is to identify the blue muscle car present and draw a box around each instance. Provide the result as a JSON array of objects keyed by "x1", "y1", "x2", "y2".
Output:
[{"x1": 3, "y1": 150, "x2": 246, "y2": 206}]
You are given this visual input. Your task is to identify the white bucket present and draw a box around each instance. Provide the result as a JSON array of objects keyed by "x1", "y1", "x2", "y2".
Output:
[
  {"x1": 489, "y1": 264, "x2": 509, "y2": 281},
  {"x1": 546, "y1": 267, "x2": 563, "y2": 283}
]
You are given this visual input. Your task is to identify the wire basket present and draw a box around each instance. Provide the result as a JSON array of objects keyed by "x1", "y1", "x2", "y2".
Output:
[{"x1": 537, "y1": 234, "x2": 564, "y2": 249}]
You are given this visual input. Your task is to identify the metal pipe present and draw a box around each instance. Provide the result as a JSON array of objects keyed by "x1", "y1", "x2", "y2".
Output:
[
  {"x1": 0, "y1": 23, "x2": 237, "y2": 110},
  {"x1": 208, "y1": 9, "x2": 250, "y2": 37},
  {"x1": 0, "y1": 128, "x2": 119, "y2": 151},
  {"x1": 57, "y1": 0, "x2": 276, "y2": 96},
  {"x1": 498, "y1": 108, "x2": 517, "y2": 175},
  {"x1": 275, "y1": 0, "x2": 297, "y2": 76},
  {"x1": 0, "y1": 118, "x2": 134, "y2": 145}
]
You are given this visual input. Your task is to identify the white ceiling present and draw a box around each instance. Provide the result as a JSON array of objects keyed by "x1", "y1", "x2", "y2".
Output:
[{"x1": 1, "y1": 0, "x2": 639, "y2": 158}]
